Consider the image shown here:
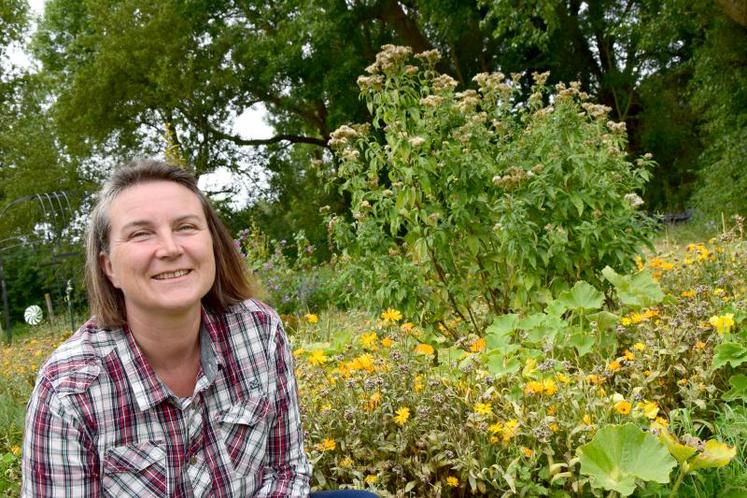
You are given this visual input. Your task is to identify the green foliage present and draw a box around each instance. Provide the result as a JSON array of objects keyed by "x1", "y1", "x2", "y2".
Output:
[
  {"x1": 689, "y1": 12, "x2": 747, "y2": 219},
  {"x1": 602, "y1": 266, "x2": 665, "y2": 308},
  {"x1": 237, "y1": 225, "x2": 338, "y2": 314},
  {"x1": 329, "y1": 45, "x2": 654, "y2": 334},
  {"x1": 577, "y1": 423, "x2": 676, "y2": 496}
]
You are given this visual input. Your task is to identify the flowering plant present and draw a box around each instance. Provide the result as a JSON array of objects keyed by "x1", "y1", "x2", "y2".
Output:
[{"x1": 328, "y1": 45, "x2": 655, "y2": 334}]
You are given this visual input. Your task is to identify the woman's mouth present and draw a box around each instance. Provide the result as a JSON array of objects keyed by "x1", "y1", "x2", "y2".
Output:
[{"x1": 153, "y1": 269, "x2": 191, "y2": 280}]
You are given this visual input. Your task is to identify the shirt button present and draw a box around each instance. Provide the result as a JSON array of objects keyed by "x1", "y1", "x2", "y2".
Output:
[{"x1": 190, "y1": 456, "x2": 198, "y2": 465}]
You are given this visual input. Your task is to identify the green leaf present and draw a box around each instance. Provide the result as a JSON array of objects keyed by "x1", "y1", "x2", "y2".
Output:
[
  {"x1": 688, "y1": 439, "x2": 737, "y2": 471},
  {"x1": 601, "y1": 266, "x2": 664, "y2": 307},
  {"x1": 557, "y1": 280, "x2": 604, "y2": 311},
  {"x1": 485, "y1": 314, "x2": 518, "y2": 350},
  {"x1": 569, "y1": 327, "x2": 595, "y2": 357},
  {"x1": 712, "y1": 343, "x2": 747, "y2": 370},
  {"x1": 577, "y1": 423, "x2": 676, "y2": 496},
  {"x1": 722, "y1": 374, "x2": 747, "y2": 401},
  {"x1": 485, "y1": 353, "x2": 521, "y2": 377}
]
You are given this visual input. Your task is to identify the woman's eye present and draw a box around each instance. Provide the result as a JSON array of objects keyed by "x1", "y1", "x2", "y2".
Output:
[
  {"x1": 129, "y1": 231, "x2": 150, "y2": 239},
  {"x1": 178, "y1": 224, "x2": 197, "y2": 231}
]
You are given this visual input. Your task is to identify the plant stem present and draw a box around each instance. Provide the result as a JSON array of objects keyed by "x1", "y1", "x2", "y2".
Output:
[{"x1": 668, "y1": 468, "x2": 687, "y2": 498}]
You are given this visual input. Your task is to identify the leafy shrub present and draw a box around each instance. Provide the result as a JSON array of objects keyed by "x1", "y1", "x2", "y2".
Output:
[
  {"x1": 294, "y1": 227, "x2": 745, "y2": 497},
  {"x1": 328, "y1": 45, "x2": 655, "y2": 335}
]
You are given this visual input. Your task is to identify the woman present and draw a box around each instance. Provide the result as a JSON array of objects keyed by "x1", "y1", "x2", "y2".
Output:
[{"x1": 22, "y1": 159, "x2": 376, "y2": 498}]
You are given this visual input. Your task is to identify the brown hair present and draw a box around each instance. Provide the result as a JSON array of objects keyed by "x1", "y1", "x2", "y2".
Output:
[{"x1": 85, "y1": 158, "x2": 254, "y2": 328}]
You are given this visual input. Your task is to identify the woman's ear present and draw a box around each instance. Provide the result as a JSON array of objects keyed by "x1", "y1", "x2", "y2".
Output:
[{"x1": 99, "y1": 252, "x2": 120, "y2": 288}]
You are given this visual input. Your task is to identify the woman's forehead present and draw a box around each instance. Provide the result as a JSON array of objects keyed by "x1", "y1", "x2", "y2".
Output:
[{"x1": 108, "y1": 181, "x2": 207, "y2": 226}]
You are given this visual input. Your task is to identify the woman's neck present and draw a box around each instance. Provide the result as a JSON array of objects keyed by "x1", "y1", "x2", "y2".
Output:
[{"x1": 126, "y1": 308, "x2": 202, "y2": 396}]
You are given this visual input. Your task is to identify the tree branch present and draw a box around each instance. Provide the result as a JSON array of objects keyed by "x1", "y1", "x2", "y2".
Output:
[{"x1": 208, "y1": 125, "x2": 327, "y2": 148}]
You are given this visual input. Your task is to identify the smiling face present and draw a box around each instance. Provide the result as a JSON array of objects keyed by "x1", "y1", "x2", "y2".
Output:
[{"x1": 100, "y1": 181, "x2": 216, "y2": 323}]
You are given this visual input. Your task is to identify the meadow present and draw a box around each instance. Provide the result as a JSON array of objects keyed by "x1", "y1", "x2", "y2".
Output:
[{"x1": 0, "y1": 220, "x2": 745, "y2": 497}]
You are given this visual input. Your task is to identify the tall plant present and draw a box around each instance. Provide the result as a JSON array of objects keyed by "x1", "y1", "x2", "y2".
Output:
[{"x1": 328, "y1": 45, "x2": 654, "y2": 336}]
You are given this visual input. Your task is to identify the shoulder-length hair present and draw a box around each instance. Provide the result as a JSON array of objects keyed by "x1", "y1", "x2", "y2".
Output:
[{"x1": 85, "y1": 158, "x2": 254, "y2": 328}]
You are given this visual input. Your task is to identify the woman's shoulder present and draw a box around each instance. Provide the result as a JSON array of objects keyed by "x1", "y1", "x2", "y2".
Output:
[
  {"x1": 36, "y1": 319, "x2": 118, "y2": 395},
  {"x1": 223, "y1": 298, "x2": 282, "y2": 325}
]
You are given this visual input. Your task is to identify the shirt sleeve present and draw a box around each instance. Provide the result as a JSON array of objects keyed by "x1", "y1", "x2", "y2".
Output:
[
  {"x1": 255, "y1": 320, "x2": 312, "y2": 497},
  {"x1": 22, "y1": 377, "x2": 101, "y2": 498}
]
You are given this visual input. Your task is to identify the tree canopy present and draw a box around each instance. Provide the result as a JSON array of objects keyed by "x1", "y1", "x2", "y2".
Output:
[{"x1": 0, "y1": 0, "x2": 743, "y2": 250}]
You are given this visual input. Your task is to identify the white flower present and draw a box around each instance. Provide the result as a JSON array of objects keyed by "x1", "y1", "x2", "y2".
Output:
[{"x1": 624, "y1": 193, "x2": 644, "y2": 209}]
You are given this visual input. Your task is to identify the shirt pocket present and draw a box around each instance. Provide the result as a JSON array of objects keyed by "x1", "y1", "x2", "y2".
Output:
[
  {"x1": 102, "y1": 441, "x2": 168, "y2": 498},
  {"x1": 219, "y1": 394, "x2": 271, "y2": 476}
]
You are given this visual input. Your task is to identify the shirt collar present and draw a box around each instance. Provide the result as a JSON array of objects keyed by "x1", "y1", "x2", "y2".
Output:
[{"x1": 116, "y1": 308, "x2": 225, "y2": 412}]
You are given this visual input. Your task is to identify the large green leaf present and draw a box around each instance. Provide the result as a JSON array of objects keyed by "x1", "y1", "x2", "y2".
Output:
[
  {"x1": 557, "y1": 280, "x2": 604, "y2": 311},
  {"x1": 712, "y1": 342, "x2": 747, "y2": 370},
  {"x1": 577, "y1": 423, "x2": 676, "y2": 496},
  {"x1": 722, "y1": 374, "x2": 747, "y2": 401},
  {"x1": 569, "y1": 327, "x2": 595, "y2": 357},
  {"x1": 485, "y1": 314, "x2": 518, "y2": 350},
  {"x1": 601, "y1": 266, "x2": 664, "y2": 307}
]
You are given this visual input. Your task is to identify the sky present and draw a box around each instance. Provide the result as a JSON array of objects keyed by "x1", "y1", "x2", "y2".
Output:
[{"x1": 4, "y1": 0, "x2": 273, "y2": 208}]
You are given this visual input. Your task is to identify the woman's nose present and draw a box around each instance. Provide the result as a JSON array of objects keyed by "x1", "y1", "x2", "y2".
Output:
[{"x1": 155, "y1": 232, "x2": 183, "y2": 258}]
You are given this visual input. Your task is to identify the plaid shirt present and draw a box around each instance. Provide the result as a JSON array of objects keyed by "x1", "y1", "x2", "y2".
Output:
[{"x1": 22, "y1": 299, "x2": 311, "y2": 497}]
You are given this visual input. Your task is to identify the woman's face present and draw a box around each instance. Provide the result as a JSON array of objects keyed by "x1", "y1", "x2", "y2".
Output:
[{"x1": 100, "y1": 181, "x2": 216, "y2": 323}]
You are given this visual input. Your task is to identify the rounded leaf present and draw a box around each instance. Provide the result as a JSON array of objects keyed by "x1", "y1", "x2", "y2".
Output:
[{"x1": 577, "y1": 423, "x2": 676, "y2": 496}]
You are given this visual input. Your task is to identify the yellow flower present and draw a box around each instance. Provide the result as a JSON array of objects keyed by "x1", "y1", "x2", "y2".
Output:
[
  {"x1": 623, "y1": 350, "x2": 635, "y2": 361},
  {"x1": 293, "y1": 347, "x2": 305, "y2": 358},
  {"x1": 586, "y1": 374, "x2": 603, "y2": 385},
  {"x1": 394, "y1": 406, "x2": 410, "y2": 426},
  {"x1": 633, "y1": 342, "x2": 646, "y2": 352},
  {"x1": 607, "y1": 360, "x2": 622, "y2": 372},
  {"x1": 470, "y1": 337, "x2": 487, "y2": 353},
  {"x1": 488, "y1": 421, "x2": 503, "y2": 434},
  {"x1": 643, "y1": 308, "x2": 659, "y2": 319},
  {"x1": 542, "y1": 378, "x2": 558, "y2": 396},
  {"x1": 339, "y1": 456, "x2": 354, "y2": 468},
  {"x1": 620, "y1": 317, "x2": 633, "y2": 326},
  {"x1": 381, "y1": 308, "x2": 403, "y2": 322},
  {"x1": 654, "y1": 416, "x2": 669, "y2": 428},
  {"x1": 348, "y1": 353, "x2": 375, "y2": 372},
  {"x1": 524, "y1": 380, "x2": 544, "y2": 395},
  {"x1": 613, "y1": 400, "x2": 632, "y2": 415},
  {"x1": 304, "y1": 313, "x2": 319, "y2": 324},
  {"x1": 366, "y1": 391, "x2": 381, "y2": 412},
  {"x1": 522, "y1": 447, "x2": 535, "y2": 458},
  {"x1": 709, "y1": 313, "x2": 735, "y2": 335},
  {"x1": 360, "y1": 332, "x2": 378, "y2": 350},
  {"x1": 400, "y1": 322, "x2": 415, "y2": 333},
  {"x1": 629, "y1": 312, "x2": 646, "y2": 324},
  {"x1": 413, "y1": 375, "x2": 424, "y2": 393},
  {"x1": 365, "y1": 474, "x2": 378, "y2": 484},
  {"x1": 414, "y1": 343, "x2": 435, "y2": 356},
  {"x1": 555, "y1": 372, "x2": 570, "y2": 384},
  {"x1": 583, "y1": 413, "x2": 593, "y2": 426},
  {"x1": 474, "y1": 402, "x2": 493, "y2": 416},
  {"x1": 681, "y1": 290, "x2": 696, "y2": 298},
  {"x1": 446, "y1": 476, "x2": 459, "y2": 487},
  {"x1": 381, "y1": 337, "x2": 394, "y2": 348},
  {"x1": 678, "y1": 378, "x2": 688, "y2": 386},
  {"x1": 695, "y1": 340, "x2": 706, "y2": 350},
  {"x1": 308, "y1": 350, "x2": 328, "y2": 366},
  {"x1": 502, "y1": 419, "x2": 519, "y2": 443},
  {"x1": 547, "y1": 404, "x2": 557, "y2": 416},
  {"x1": 637, "y1": 400, "x2": 659, "y2": 419},
  {"x1": 549, "y1": 422, "x2": 559, "y2": 432},
  {"x1": 713, "y1": 288, "x2": 725, "y2": 296},
  {"x1": 316, "y1": 438, "x2": 336, "y2": 452},
  {"x1": 10, "y1": 445, "x2": 21, "y2": 457},
  {"x1": 635, "y1": 255, "x2": 645, "y2": 271}
]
